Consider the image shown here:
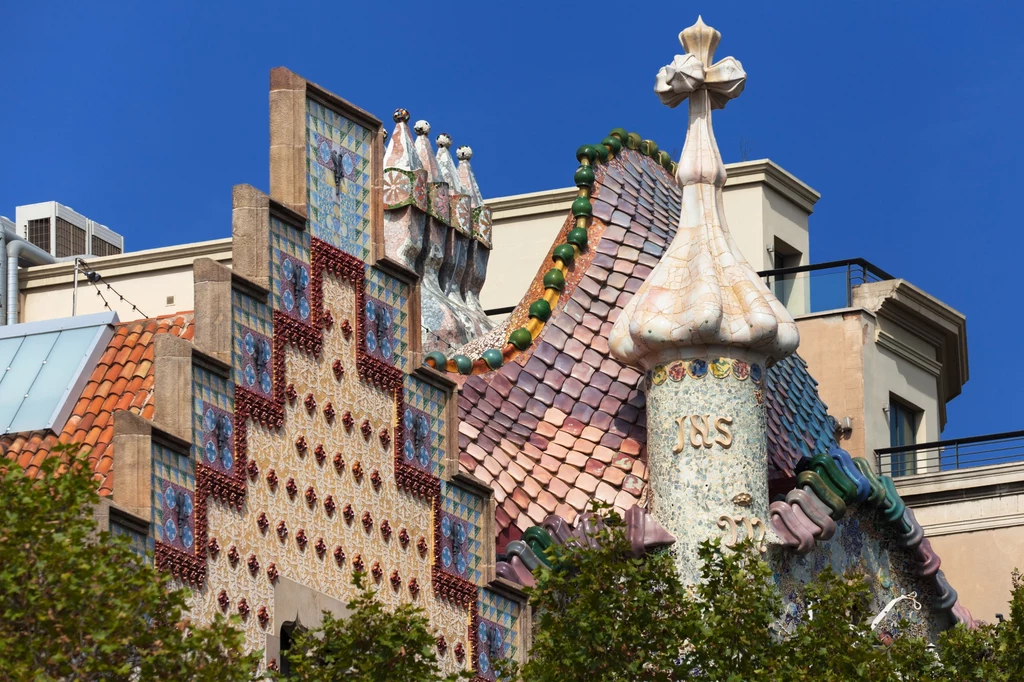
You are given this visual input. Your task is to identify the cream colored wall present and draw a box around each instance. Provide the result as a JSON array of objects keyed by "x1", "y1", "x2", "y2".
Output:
[
  {"x1": 898, "y1": 462, "x2": 1024, "y2": 622},
  {"x1": 930, "y1": 526, "x2": 1024, "y2": 623},
  {"x1": 482, "y1": 160, "x2": 818, "y2": 320},
  {"x1": 794, "y1": 312, "x2": 868, "y2": 459},
  {"x1": 14, "y1": 239, "x2": 232, "y2": 324}
]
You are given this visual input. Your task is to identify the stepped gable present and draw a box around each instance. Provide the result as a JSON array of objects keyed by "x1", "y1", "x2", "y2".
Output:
[
  {"x1": 1, "y1": 314, "x2": 195, "y2": 494},
  {"x1": 455, "y1": 139, "x2": 836, "y2": 541}
]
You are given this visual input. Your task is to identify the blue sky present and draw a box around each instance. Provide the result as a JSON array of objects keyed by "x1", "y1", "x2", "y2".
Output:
[{"x1": 1, "y1": 1, "x2": 1021, "y2": 440}]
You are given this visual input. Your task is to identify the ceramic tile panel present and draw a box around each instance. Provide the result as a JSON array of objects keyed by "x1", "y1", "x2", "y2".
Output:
[
  {"x1": 193, "y1": 365, "x2": 236, "y2": 477},
  {"x1": 476, "y1": 588, "x2": 522, "y2": 680},
  {"x1": 151, "y1": 441, "x2": 196, "y2": 551},
  {"x1": 770, "y1": 510, "x2": 949, "y2": 642},
  {"x1": 403, "y1": 373, "x2": 448, "y2": 479},
  {"x1": 111, "y1": 518, "x2": 154, "y2": 558},
  {"x1": 438, "y1": 480, "x2": 485, "y2": 585},
  {"x1": 363, "y1": 266, "x2": 411, "y2": 371},
  {"x1": 306, "y1": 97, "x2": 374, "y2": 261},
  {"x1": 270, "y1": 215, "x2": 313, "y2": 322},
  {"x1": 232, "y1": 289, "x2": 274, "y2": 399}
]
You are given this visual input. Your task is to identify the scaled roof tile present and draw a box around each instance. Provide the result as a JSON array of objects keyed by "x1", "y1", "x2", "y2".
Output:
[{"x1": 456, "y1": 146, "x2": 839, "y2": 533}]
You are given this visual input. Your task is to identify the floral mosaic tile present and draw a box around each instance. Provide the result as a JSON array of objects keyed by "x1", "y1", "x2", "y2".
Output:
[
  {"x1": 438, "y1": 481, "x2": 485, "y2": 585},
  {"x1": 306, "y1": 97, "x2": 373, "y2": 261},
  {"x1": 403, "y1": 374, "x2": 448, "y2": 479},
  {"x1": 151, "y1": 441, "x2": 196, "y2": 552},
  {"x1": 192, "y1": 365, "x2": 235, "y2": 476},
  {"x1": 270, "y1": 215, "x2": 312, "y2": 322},
  {"x1": 364, "y1": 266, "x2": 411, "y2": 371}
]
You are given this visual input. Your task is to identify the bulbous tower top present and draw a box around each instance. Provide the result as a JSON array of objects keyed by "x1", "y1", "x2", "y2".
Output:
[{"x1": 609, "y1": 16, "x2": 798, "y2": 369}]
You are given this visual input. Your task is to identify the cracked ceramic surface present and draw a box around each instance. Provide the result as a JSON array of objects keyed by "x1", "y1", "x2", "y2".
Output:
[{"x1": 609, "y1": 17, "x2": 798, "y2": 369}]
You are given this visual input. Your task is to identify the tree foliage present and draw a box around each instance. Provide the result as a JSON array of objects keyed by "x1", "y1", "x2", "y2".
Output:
[
  {"x1": 499, "y1": 504, "x2": 1024, "y2": 682},
  {"x1": 276, "y1": 572, "x2": 469, "y2": 682},
  {"x1": 0, "y1": 445, "x2": 260, "y2": 681}
]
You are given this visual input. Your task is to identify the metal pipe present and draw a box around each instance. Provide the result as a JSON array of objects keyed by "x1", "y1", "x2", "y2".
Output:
[
  {"x1": 6, "y1": 237, "x2": 56, "y2": 325},
  {"x1": 0, "y1": 229, "x2": 7, "y2": 326}
]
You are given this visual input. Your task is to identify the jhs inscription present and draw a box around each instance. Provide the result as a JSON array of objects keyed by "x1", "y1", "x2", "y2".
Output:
[{"x1": 673, "y1": 414, "x2": 733, "y2": 452}]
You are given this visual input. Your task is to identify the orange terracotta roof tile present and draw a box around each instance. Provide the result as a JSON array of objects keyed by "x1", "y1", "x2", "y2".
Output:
[{"x1": 2, "y1": 312, "x2": 195, "y2": 495}]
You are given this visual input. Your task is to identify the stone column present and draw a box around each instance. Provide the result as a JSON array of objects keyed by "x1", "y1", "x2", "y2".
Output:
[
  {"x1": 609, "y1": 17, "x2": 798, "y2": 583},
  {"x1": 642, "y1": 350, "x2": 770, "y2": 581}
]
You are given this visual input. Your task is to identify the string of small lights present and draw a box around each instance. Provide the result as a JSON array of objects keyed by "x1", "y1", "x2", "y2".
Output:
[{"x1": 77, "y1": 258, "x2": 149, "y2": 319}]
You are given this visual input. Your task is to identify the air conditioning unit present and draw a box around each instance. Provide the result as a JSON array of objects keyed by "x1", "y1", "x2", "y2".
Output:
[{"x1": 14, "y1": 201, "x2": 124, "y2": 260}]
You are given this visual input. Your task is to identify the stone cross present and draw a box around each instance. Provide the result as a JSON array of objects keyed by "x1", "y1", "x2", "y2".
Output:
[{"x1": 609, "y1": 17, "x2": 799, "y2": 583}]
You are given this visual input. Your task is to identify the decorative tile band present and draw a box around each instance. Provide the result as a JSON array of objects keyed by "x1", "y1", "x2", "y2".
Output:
[
  {"x1": 423, "y1": 127, "x2": 675, "y2": 377},
  {"x1": 646, "y1": 357, "x2": 765, "y2": 388}
]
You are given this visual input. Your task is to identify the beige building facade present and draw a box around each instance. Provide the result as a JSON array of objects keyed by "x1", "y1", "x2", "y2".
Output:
[
  {"x1": 8, "y1": 154, "x2": 1022, "y2": 624},
  {"x1": 482, "y1": 159, "x2": 818, "y2": 319}
]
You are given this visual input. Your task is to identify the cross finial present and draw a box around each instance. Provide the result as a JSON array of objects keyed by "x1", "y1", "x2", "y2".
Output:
[{"x1": 655, "y1": 17, "x2": 746, "y2": 112}]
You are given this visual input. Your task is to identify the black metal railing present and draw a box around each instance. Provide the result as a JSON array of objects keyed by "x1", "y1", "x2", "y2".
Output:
[
  {"x1": 757, "y1": 258, "x2": 895, "y2": 314},
  {"x1": 875, "y1": 429, "x2": 1024, "y2": 478}
]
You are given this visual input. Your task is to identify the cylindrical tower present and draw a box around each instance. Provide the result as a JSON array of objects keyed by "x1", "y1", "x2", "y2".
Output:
[{"x1": 608, "y1": 17, "x2": 799, "y2": 583}]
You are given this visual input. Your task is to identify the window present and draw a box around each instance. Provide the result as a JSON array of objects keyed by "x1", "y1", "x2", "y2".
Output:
[
  {"x1": 26, "y1": 218, "x2": 51, "y2": 254},
  {"x1": 55, "y1": 217, "x2": 86, "y2": 258},
  {"x1": 889, "y1": 396, "x2": 920, "y2": 476},
  {"x1": 771, "y1": 237, "x2": 802, "y2": 309}
]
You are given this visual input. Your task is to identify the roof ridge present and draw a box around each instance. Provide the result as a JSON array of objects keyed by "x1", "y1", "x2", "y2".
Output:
[{"x1": 424, "y1": 128, "x2": 676, "y2": 377}]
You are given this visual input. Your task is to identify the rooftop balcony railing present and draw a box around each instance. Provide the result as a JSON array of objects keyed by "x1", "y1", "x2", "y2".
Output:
[
  {"x1": 875, "y1": 430, "x2": 1024, "y2": 479},
  {"x1": 758, "y1": 258, "x2": 895, "y2": 317}
]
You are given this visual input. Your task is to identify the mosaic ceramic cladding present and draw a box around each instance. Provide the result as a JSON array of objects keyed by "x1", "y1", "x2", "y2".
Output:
[
  {"x1": 770, "y1": 512, "x2": 950, "y2": 641},
  {"x1": 476, "y1": 589, "x2": 523, "y2": 681},
  {"x1": 193, "y1": 365, "x2": 236, "y2": 477},
  {"x1": 2, "y1": 56, "x2": 983, "y2": 678},
  {"x1": 364, "y1": 265, "x2": 411, "y2": 371},
  {"x1": 306, "y1": 97, "x2": 374, "y2": 261},
  {"x1": 404, "y1": 373, "x2": 449, "y2": 479},
  {"x1": 270, "y1": 214, "x2": 313, "y2": 322},
  {"x1": 439, "y1": 481, "x2": 486, "y2": 585},
  {"x1": 151, "y1": 441, "x2": 196, "y2": 552},
  {"x1": 233, "y1": 289, "x2": 275, "y2": 400},
  {"x1": 645, "y1": 357, "x2": 770, "y2": 582}
]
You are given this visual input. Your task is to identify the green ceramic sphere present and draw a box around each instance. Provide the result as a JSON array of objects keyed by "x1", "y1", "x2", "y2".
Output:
[
  {"x1": 594, "y1": 143, "x2": 609, "y2": 162},
  {"x1": 509, "y1": 328, "x2": 533, "y2": 351},
  {"x1": 626, "y1": 132, "x2": 642, "y2": 150},
  {"x1": 641, "y1": 139, "x2": 659, "y2": 158},
  {"x1": 528, "y1": 299, "x2": 552, "y2": 321},
  {"x1": 552, "y1": 244, "x2": 575, "y2": 265},
  {"x1": 609, "y1": 127, "x2": 628, "y2": 141},
  {"x1": 481, "y1": 348, "x2": 503, "y2": 370},
  {"x1": 602, "y1": 136, "x2": 622, "y2": 154},
  {"x1": 566, "y1": 227, "x2": 588, "y2": 249},
  {"x1": 570, "y1": 197, "x2": 592, "y2": 217},
  {"x1": 543, "y1": 268, "x2": 565, "y2": 291},
  {"x1": 452, "y1": 354, "x2": 473, "y2": 375},
  {"x1": 424, "y1": 351, "x2": 447, "y2": 370},
  {"x1": 658, "y1": 150, "x2": 673, "y2": 170},
  {"x1": 575, "y1": 145, "x2": 596, "y2": 163},
  {"x1": 573, "y1": 165, "x2": 595, "y2": 188}
]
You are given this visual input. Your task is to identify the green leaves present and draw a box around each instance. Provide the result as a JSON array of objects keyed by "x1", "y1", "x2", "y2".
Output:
[
  {"x1": 0, "y1": 444, "x2": 260, "y2": 681},
  {"x1": 275, "y1": 572, "x2": 469, "y2": 682},
  {"x1": 501, "y1": 503, "x2": 1023, "y2": 682}
]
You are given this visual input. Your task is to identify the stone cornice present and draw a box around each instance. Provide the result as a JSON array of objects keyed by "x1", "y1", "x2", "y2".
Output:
[
  {"x1": 486, "y1": 159, "x2": 819, "y2": 222},
  {"x1": 896, "y1": 461, "x2": 1024, "y2": 508},
  {"x1": 723, "y1": 159, "x2": 821, "y2": 214},
  {"x1": 19, "y1": 238, "x2": 233, "y2": 288},
  {"x1": 854, "y1": 280, "x2": 969, "y2": 429}
]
